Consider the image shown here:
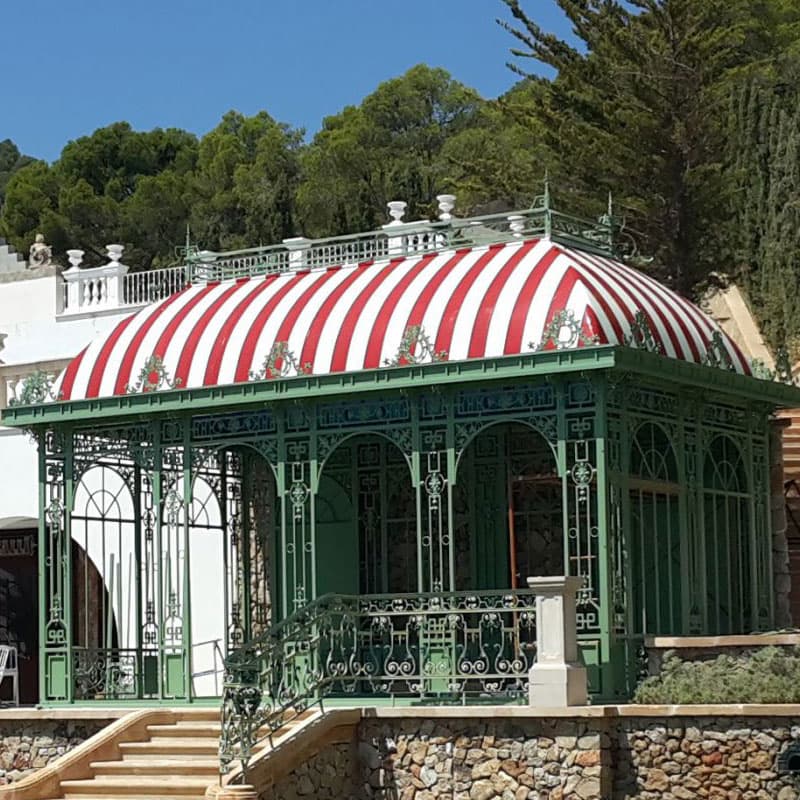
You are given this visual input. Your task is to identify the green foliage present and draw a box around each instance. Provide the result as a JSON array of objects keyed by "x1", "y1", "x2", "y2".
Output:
[
  {"x1": 634, "y1": 648, "x2": 800, "y2": 704},
  {"x1": 189, "y1": 110, "x2": 302, "y2": 251},
  {"x1": 0, "y1": 123, "x2": 198, "y2": 268},
  {"x1": 0, "y1": 139, "x2": 34, "y2": 211},
  {"x1": 498, "y1": 0, "x2": 782, "y2": 295},
  {"x1": 441, "y1": 80, "x2": 548, "y2": 214},
  {"x1": 297, "y1": 65, "x2": 481, "y2": 237},
  {"x1": 727, "y1": 64, "x2": 800, "y2": 352}
]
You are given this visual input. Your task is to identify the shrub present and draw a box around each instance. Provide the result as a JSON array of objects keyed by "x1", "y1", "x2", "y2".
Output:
[{"x1": 633, "y1": 646, "x2": 800, "y2": 704}]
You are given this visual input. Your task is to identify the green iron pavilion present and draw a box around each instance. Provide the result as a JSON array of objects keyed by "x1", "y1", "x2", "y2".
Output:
[{"x1": 4, "y1": 193, "x2": 799, "y2": 722}]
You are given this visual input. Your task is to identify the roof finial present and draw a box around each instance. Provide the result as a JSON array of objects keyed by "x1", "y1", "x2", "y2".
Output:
[
  {"x1": 543, "y1": 171, "x2": 552, "y2": 238},
  {"x1": 599, "y1": 191, "x2": 619, "y2": 250}
]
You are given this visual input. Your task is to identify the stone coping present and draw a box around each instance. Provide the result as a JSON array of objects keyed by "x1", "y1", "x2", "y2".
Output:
[
  {"x1": 361, "y1": 703, "x2": 800, "y2": 719},
  {"x1": 645, "y1": 633, "x2": 800, "y2": 647},
  {"x1": 2, "y1": 702, "x2": 800, "y2": 723},
  {"x1": 0, "y1": 265, "x2": 59, "y2": 283},
  {"x1": 0, "y1": 707, "x2": 209, "y2": 721}
]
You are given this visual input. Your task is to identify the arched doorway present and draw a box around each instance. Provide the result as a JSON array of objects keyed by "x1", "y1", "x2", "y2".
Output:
[
  {"x1": 627, "y1": 422, "x2": 682, "y2": 636},
  {"x1": 703, "y1": 435, "x2": 753, "y2": 633},
  {"x1": 316, "y1": 435, "x2": 416, "y2": 597},
  {"x1": 455, "y1": 422, "x2": 562, "y2": 590},
  {"x1": 71, "y1": 466, "x2": 136, "y2": 700},
  {"x1": 190, "y1": 447, "x2": 276, "y2": 697}
]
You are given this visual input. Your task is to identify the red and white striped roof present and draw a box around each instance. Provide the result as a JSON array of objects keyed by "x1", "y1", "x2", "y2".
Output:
[{"x1": 54, "y1": 239, "x2": 750, "y2": 401}]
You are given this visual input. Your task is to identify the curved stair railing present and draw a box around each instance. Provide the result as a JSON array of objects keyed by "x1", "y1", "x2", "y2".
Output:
[{"x1": 218, "y1": 589, "x2": 538, "y2": 775}]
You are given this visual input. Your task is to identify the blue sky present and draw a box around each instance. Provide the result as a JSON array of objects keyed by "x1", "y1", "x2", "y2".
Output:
[{"x1": 2, "y1": 1, "x2": 570, "y2": 163}]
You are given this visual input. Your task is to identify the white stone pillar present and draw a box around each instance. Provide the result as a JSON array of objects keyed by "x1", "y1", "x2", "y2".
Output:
[
  {"x1": 527, "y1": 575, "x2": 588, "y2": 707},
  {"x1": 103, "y1": 244, "x2": 129, "y2": 307},
  {"x1": 283, "y1": 237, "x2": 312, "y2": 270}
]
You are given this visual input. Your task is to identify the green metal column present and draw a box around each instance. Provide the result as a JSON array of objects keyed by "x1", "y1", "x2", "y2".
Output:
[
  {"x1": 182, "y1": 428, "x2": 193, "y2": 701},
  {"x1": 278, "y1": 412, "x2": 317, "y2": 616},
  {"x1": 593, "y1": 379, "x2": 614, "y2": 698}
]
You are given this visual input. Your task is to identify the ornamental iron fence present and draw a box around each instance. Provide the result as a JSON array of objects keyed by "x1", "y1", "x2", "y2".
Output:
[{"x1": 218, "y1": 589, "x2": 538, "y2": 775}]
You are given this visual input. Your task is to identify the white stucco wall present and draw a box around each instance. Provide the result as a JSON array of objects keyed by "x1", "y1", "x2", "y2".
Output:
[
  {"x1": 0, "y1": 271, "x2": 139, "y2": 521},
  {"x1": 0, "y1": 268, "x2": 225, "y2": 692}
]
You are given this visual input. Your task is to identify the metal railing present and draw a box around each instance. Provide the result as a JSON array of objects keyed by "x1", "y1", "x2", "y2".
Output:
[
  {"x1": 123, "y1": 266, "x2": 188, "y2": 305},
  {"x1": 191, "y1": 637, "x2": 226, "y2": 698},
  {"x1": 55, "y1": 204, "x2": 622, "y2": 315},
  {"x1": 190, "y1": 205, "x2": 618, "y2": 284},
  {"x1": 218, "y1": 589, "x2": 537, "y2": 774},
  {"x1": 60, "y1": 263, "x2": 188, "y2": 315}
]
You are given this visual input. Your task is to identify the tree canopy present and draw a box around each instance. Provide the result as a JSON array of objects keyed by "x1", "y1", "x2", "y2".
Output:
[{"x1": 3, "y1": 3, "x2": 800, "y2": 352}]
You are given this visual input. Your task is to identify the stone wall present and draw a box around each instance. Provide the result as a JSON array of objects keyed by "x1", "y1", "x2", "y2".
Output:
[
  {"x1": 0, "y1": 719, "x2": 107, "y2": 784},
  {"x1": 613, "y1": 716, "x2": 800, "y2": 800},
  {"x1": 357, "y1": 717, "x2": 608, "y2": 800},
  {"x1": 258, "y1": 711, "x2": 800, "y2": 800},
  {"x1": 269, "y1": 742, "x2": 356, "y2": 799}
]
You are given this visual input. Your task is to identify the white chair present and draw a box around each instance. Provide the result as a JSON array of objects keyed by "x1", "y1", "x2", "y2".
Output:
[{"x1": 0, "y1": 645, "x2": 19, "y2": 706}]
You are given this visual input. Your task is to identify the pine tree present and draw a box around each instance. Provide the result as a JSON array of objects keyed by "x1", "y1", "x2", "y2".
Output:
[{"x1": 498, "y1": 0, "x2": 782, "y2": 295}]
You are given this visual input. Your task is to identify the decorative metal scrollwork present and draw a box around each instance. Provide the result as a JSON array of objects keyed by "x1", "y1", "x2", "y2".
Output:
[
  {"x1": 250, "y1": 341, "x2": 312, "y2": 380},
  {"x1": 127, "y1": 354, "x2": 181, "y2": 393},
  {"x1": 623, "y1": 310, "x2": 664, "y2": 355},
  {"x1": 702, "y1": 331, "x2": 735, "y2": 372},
  {"x1": 385, "y1": 325, "x2": 448, "y2": 366},
  {"x1": 532, "y1": 310, "x2": 599, "y2": 352},
  {"x1": 219, "y1": 590, "x2": 537, "y2": 775},
  {"x1": 10, "y1": 369, "x2": 61, "y2": 405}
]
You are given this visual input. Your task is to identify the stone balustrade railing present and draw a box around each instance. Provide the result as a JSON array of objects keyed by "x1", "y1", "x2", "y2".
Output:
[
  {"x1": 55, "y1": 193, "x2": 623, "y2": 316},
  {"x1": 59, "y1": 245, "x2": 188, "y2": 316},
  {"x1": 0, "y1": 358, "x2": 71, "y2": 413}
]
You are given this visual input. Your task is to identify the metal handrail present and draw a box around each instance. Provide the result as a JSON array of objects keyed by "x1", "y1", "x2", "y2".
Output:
[
  {"x1": 218, "y1": 589, "x2": 538, "y2": 775},
  {"x1": 189, "y1": 205, "x2": 620, "y2": 284}
]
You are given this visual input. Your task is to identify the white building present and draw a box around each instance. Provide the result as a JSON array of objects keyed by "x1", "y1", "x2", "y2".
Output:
[{"x1": 0, "y1": 244, "x2": 186, "y2": 701}]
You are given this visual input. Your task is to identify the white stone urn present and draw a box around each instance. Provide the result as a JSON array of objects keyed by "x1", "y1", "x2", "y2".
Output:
[
  {"x1": 387, "y1": 200, "x2": 407, "y2": 224},
  {"x1": 106, "y1": 244, "x2": 125, "y2": 265},
  {"x1": 65, "y1": 249, "x2": 84, "y2": 270},
  {"x1": 436, "y1": 194, "x2": 456, "y2": 221}
]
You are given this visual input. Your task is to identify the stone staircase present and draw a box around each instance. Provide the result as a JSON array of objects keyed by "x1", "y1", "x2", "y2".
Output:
[
  {"x1": 59, "y1": 715, "x2": 221, "y2": 799},
  {"x1": 0, "y1": 706, "x2": 334, "y2": 800}
]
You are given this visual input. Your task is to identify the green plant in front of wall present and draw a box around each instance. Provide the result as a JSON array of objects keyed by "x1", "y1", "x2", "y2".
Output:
[{"x1": 634, "y1": 647, "x2": 800, "y2": 704}]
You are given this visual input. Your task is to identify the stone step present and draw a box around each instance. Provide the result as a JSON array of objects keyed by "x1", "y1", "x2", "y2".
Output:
[
  {"x1": 119, "y1": 740, "x2": 219, "y2": 757},
  {"x1": 171, "y1": 709, "x2": 221, "y2": 723},
  {"x1": 63, "y1": 796, "x2": 207, "y2": 800},
  {"x1": 90, "y1": 758, "x2": 219, "y2": 776},
  {"x1": 61, "y1": 776, "x2": 211, "y2": 796},
  {"x1": 146, "y1": 722, "x2": 221, "y2": 737}
]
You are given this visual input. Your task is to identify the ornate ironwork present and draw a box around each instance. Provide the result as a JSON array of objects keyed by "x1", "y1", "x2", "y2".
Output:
[
  {"x1": 532, "y1": 310, "x2": 599, "y2": 352},
  {"x1": 623, "y1": 311, "x2": 664, "y2": 355},
  {"x1": 250, "y1": 341, "x2": 312, "y2": 380},
  {"x1": 73, "y1": 648, "x2": 138, "y2": 700},
  {"x1": 127, "y1": 354, "x2": 181, "y2": 393},
  {"x1": 385, "y1": 325, "x2": 448, "y2": 366},
  {"x1": 219, "y1": 590, "x2": 537, "y2": 774},
  {"x1": 9, "y1": 369, "x2": 61, "y2": 405},
  {"x1": 702, "y1": 331, "x2": 735, "y2": 372}
]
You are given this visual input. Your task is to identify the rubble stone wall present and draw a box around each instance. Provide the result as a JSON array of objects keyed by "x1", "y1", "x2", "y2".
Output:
[
  {"x1": 263, "y1": 713, "x2": 800, "y2": 800},
  {"x1": 0, "y1": 719, "x2": 107, "y2": 784}
]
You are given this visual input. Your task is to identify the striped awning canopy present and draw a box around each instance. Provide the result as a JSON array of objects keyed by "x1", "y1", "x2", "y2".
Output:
[{"x1": 54, "y1": 238, "x2": 750, "y2": 401}]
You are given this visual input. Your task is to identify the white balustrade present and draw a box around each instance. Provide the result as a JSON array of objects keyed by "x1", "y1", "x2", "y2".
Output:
[
  {"x1": 61, "y1": 245, "x2": 129, "y2": 315},
  {"x1": 0, "y1": 359, "x2": 71, "y2": 412},
  {"x1": 60, "y1": 244, "x2": 187, "y2": 315}
]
